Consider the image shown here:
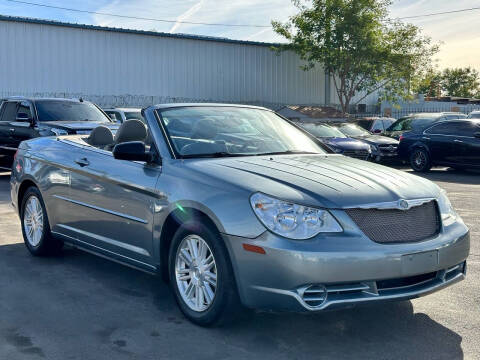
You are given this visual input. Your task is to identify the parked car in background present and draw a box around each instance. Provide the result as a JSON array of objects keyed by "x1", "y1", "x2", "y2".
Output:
[
  {"x1": 468, "y1": 110, "x2": 480, "y2": 119},
  {"x1": 104, "y1": 108, "x2": 145, "y2": 123},
  {"x1": 384, "y1": 112, "x2": 468, "y2": 139},
  {"x1": 355, "y1": 117, "x2": 396, "y2": 134},
  {"x1": 398, "y1": 119, "x2": 480, "y2": 172},
  {"x1": 297, "y1": 122, "x2": 371, "y2": 160},
  {"x1": 11, "y1": 103, "x2": 469, "y2": 326},
  {"x1": 332, "y1": 123, "x2": 399, "y2": 162},
  {"x1": 0, "y1": 97, "x2": 117, "y2": 170}
]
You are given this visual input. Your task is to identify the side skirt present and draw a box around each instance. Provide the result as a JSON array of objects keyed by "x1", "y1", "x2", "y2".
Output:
[{"x1": 52, "y1": 231, "x2": 160, "y2": 276}]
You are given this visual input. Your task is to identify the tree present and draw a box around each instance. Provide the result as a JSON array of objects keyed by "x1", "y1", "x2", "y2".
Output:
[
  {"x1": 411, "y1": 67, "x2": 442, "y2": 97},
  {"x1": 413, "y1": 67, "x2": 480, "y2": 98},
  {"x1": 272, "y1": 0, "x2": 439, "y2": 114},
  {"x1": 441, "y1": 67, "x2": 480, "y2": 98}
]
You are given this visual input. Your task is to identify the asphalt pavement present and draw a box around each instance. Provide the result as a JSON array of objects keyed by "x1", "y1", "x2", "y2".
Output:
[{"x1": 0, "y1": 168, "x2": 478, "y2": 360}]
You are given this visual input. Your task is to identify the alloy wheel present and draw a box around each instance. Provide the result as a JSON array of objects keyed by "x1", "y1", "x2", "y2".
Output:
[
  {"x1": 175, "y1": 235, "x2": 217, "y2": 312},
  {"x1": 23, "y1": 195, "x2": 44, "y2": 247}
]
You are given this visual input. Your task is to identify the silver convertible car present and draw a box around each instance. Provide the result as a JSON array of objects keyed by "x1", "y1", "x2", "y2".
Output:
[{"x1": 10, "y1": 104, "x2": 469, "y2": 326}]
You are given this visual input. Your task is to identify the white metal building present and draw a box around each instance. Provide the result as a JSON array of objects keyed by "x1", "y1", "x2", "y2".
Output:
[{"x1": 0, "y1": 15, "x2": 341, "y2": 109}]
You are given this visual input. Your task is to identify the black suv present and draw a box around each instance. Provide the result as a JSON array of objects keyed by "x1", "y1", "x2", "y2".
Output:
[
  {"x1": 398, "y1": 119, "x2": 480, "y2": 172},
  {"x1": 0, "y1": 97, "x2": 117, "y2": 170}
]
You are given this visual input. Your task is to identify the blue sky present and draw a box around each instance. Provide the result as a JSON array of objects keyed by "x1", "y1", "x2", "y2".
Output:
[{"x1": 0, "y1": 0, "x2": 478, "y2": 68}]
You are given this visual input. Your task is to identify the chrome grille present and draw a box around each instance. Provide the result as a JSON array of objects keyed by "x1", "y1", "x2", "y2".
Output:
[
  {"x1": 342, "y1": 150, "x2": 370, "y2": 160},
  {"x1": 345, "y1": 201, "x2": 440, "y2": 244}
]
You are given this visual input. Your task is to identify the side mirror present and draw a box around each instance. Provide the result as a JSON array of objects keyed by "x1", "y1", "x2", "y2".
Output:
[
  {"x1": 474, "y1": 132, "x2": 480, "y2": 139},
  {"x1": 16, "y1": 112, "x2": 32, "y2": 123},
  {"x1": 113, "y1": 141, "x2": 154, "y2": 162}
]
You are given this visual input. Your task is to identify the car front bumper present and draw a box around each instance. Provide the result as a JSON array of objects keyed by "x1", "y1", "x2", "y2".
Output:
[{"x1": 223, "y1": 217, "x2": 469, "y2": 312}]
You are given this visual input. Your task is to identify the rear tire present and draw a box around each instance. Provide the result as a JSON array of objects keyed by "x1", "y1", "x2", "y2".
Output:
[
  {"x1": 410, "y1": 148, "x2": 432, "y2": 172},
  {"x1": 168, "y1": 221, "x2": 240, "y2": 327},
  {"x1": 20, "y1": 187, "x2": 63, "y2": 256}
]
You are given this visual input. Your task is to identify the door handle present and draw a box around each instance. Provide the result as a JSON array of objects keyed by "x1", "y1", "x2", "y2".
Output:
[
  {"x1": 453, "y1": 139, "x2": 463, "y2": 143},
  {"x1": 9, "y1": 128, "x2": 15, "y2": 133},
  {"x1": 422, "y1": 136, "x2": 430, "y2": 140},
  {"x1": 74, "y1": 158, "x2": 90, "y2": 167}
]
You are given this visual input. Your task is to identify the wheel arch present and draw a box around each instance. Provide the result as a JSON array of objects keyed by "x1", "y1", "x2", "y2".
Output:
[
  {"x1": 159, "y1": 206, "x2": 224, "y2": 282},
  {"x1": 17, "y1": 178, "x2": 39, "y2": 215}
]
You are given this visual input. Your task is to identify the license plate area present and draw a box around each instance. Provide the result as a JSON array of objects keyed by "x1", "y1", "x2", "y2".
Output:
[{"x1": 401, "y1": 250, "x2": 439, "y2": 276}]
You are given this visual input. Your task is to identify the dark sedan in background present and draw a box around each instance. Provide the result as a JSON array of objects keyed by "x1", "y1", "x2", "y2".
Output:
[
  {"x1": 297, "y1": 122, "x2": 371, "y2": 160},
  {"x1": 355, "y1": 117, "x2": 396, "y2": 135},
  {"x1": 398, "y1": 119, "x2": 480, "y2": 172},
  {"x1": 385, "y1": 112, "x2": 468, "y2": 139},
  {"x1": 332, "y1": 123, "x2": 399, "y2": 162}
]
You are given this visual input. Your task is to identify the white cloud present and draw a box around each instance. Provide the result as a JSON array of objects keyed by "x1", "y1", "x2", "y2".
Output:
[{"x1": 169, "y1": 0, "x2": 206, "y2": 33}]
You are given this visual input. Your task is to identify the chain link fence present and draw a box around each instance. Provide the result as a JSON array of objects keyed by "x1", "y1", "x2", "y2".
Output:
[{"x1": 0, "y1": 91, "x2": 287, "y2": 111}]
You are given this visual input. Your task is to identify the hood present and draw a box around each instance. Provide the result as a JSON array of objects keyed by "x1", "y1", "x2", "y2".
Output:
[
  {"x1": 320, "y1": 137, "x2": 370, "y2": 150},
  {"x1": 351, "y1": 134, "x2": 399, "y2": 145},
  {"x1": 189, "y1": 154, "x2": 440, "y2": 209},
  {"x1": 39, "y1": 121, "x2": 120, "y2": 133}
]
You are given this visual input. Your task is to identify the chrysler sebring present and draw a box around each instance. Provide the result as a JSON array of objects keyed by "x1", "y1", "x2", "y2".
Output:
[{"x1": 10, "y1": 104, "x2": 469, "y2": 326}]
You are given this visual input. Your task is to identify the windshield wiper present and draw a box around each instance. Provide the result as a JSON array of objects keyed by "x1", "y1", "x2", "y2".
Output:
[
  {"x1": 254, "y1": 150, "x2": 320, "y2": 156},
  {"x1": 181, "y1": 152, "x2": 251, "y2": 159}
]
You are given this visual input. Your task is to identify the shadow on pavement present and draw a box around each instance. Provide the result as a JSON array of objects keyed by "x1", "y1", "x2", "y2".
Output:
[{"x1": 0, "y1": 242, "x2": 464, "y2": 359}]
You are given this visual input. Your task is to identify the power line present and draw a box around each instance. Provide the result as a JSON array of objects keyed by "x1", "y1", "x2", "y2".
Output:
[
  {"x1": 397, "y1": 6, "x2": 480, "y2": 20},
  {"x1": 4, "y1": 0, "x2": 480, "y2": 29},
  {"x1": 3, "y1": 0, "x2": 271, "y2": 28}
]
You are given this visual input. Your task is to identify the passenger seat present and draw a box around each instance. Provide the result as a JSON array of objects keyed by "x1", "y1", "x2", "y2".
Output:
[{"x1": 87, "y1": 126, "x2": 114, "y2": 149}]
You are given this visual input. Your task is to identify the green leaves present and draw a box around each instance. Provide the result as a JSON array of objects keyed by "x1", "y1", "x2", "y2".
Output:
[
  {"x1": 272, "y1": 0, "x2": 439, "y2": 113},
  {"x1": 413, "y1": 67, "x2": 480, "y2": 98}
]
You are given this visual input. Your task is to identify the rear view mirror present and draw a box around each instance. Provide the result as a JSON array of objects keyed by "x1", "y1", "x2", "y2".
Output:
[
  {"x1": 16, "y1": 112, "x2": 32, "y2": 123},
  {"x1": 373, "y1": 129, "x2": 382, "y2": 134},
  {"x1": 113, "y1": 141, "x2": 154, "y2": 162}
]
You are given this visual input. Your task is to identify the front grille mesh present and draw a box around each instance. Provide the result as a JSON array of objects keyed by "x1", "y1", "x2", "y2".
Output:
[
  {"x1": 342, "y1": 150, "x2": 370, "y2": 160},
  {"x1": 346, "y1": 201, "x2": 440, "y2": 244}
]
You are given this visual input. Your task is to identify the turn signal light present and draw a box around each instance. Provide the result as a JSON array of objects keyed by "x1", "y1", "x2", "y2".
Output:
[{"x1": 242, "y1": 243, "x2": 266, "y2": 254}]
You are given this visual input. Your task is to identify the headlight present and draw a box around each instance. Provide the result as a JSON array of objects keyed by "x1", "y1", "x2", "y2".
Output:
[
  {"x1": 50, "y1": 128, "x2": 68, "y2": 136},
  {"x1": 329, "y1": 145, "x2": 343, "y2": 153},
  {"x1": 437, "y1": 189, "x2": 457, "y2": 226},
  {"x1": 250, "y1": 193, "x2": 343, "y2": 239}
]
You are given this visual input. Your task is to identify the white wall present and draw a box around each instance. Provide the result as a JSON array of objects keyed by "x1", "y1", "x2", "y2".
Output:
[{"x1": 0, "y1": 18, "x2": 328, "y2": 108}]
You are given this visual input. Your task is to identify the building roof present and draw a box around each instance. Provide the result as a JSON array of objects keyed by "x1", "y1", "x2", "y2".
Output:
[
  {"x1": 284, "y1": 105, "x2": 345, "y2": 119},
  {"x1": 0, "y1": 14, "x2": 278, "y2": 47}
]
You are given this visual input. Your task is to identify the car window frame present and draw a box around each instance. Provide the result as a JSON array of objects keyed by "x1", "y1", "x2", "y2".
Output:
[{"x1": 424, "y1": 120, "x2": 476, "y2": 138}]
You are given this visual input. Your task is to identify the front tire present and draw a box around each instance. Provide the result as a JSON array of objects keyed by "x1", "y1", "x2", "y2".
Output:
[
  {"x1": 168, "y1": 221, "x2": 240, "y2": 326},
  {"x1": 21, "y1": 187, "x2": 63, "y2": 256},
  {"x1": 410, "y1": 148, "x2": 432, "y2": 172}
]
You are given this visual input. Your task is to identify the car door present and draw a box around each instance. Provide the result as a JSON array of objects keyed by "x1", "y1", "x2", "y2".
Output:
[
  {"x1": 451, "y1": 121, "x2": 480, "y2": 167},
  {"x1": 10, "y1": 100, "x2": 37, "y2": 148},
  {"x1": 61, "y1": 141, "x2": 161, "y2": 270},
  {"x1": 0, "y1": 101, "x2": 20, "y2": 169},
  {"x1": 423, "y1": 122, "x2": 457, "y2": 164}
]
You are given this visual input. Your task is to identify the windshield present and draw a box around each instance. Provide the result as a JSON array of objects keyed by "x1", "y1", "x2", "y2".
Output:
[
  {"x1": 468, "y1": 112, "x2": 480, "y2": 119},
  {"x1": 337, "y1": 124, "x2": 370, "y2": 136},
  {"x1": 387, "y1": 116, "x2": 437, "y2": 132},
  {"x1": 157, "y1": 107, "x2": 327, "y2": 158},
  {"x1": 299, "y1": 123, "x2": 346, "y2": 138},
  {"x1": 35, "y1": 100, "x2": 111, "y2": 122}
]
